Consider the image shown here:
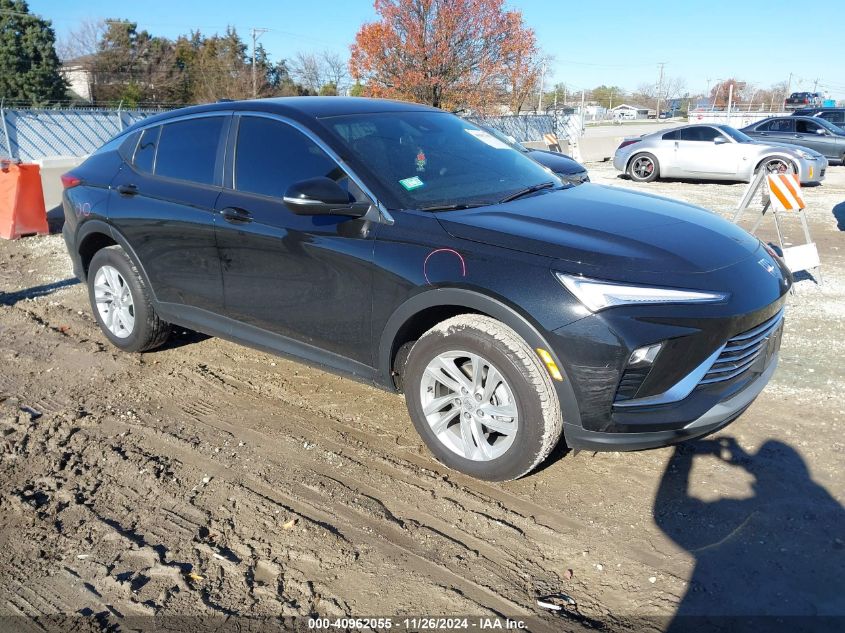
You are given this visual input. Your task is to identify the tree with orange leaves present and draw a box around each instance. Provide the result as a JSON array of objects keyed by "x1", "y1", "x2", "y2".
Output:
[{"x1": 349, "y1": 0, "x2": 541, "y2": 113}]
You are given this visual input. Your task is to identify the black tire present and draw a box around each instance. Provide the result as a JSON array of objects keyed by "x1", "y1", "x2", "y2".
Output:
[
  {"x1": 627, "y1": 152, "x2": 659, "y2": 182},
  {"x1": 404, "y1": 315, "x2": 563, "y2": 481},
  {"x1": 87, "y1": 246, "x2": 170, "y2": 352}
]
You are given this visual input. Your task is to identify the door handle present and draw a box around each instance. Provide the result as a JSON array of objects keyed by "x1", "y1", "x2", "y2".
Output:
[
  {"x1": 221, "y1": 206, "x2": 252, "y2": 224},
  {"x1": 116, "y1": 184, "x2": 138, "y2": 196}
]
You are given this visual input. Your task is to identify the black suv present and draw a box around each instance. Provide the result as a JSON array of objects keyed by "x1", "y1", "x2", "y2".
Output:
[{"x1": 62, "y1": 98, "x2": 791, "y2": 480}]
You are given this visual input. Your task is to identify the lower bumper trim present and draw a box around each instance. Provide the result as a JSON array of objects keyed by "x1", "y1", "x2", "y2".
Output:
[{"x1": 563, "y1": 354, "x2": 778, "y2": 452}]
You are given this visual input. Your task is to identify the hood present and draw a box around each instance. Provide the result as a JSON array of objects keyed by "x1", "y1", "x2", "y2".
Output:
[
  {"x1": 436, "y1": 184, "x2": 761, "y2": 277},
  {"x1": 526, "y1": 149, "x2": 585, "y2": 175},
  {"x1": 756, "y1": 141, "x2": 826, "y2": 157}
]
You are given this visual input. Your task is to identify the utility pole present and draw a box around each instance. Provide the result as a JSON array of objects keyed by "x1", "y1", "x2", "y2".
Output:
[
  {"x1": 609, "y1": 89, "x2": 614, "y2": 111},
  {"x1": 813, "y1": 77, "x2": 819, "y2": 92},
  {"x1": 537, "y1": 61, "x2": 546, "y2": 111},
  {"x1": 250, "y1": 27, "x2": 269, "y2": 99},
  {"x1": 726, "y1": 83, "x2": 733, "y2": 120},
  {"x1": 580, "y1": 89, "x2": 585, "y2": 129},
  {"x1": 655, "y1": 62, "x2": 665, "y2": 118}
]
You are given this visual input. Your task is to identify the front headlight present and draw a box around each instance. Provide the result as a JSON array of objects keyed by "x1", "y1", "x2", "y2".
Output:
[
  {"x1": 794, "y1": 149, "x2": 815, "y2": 160},
  {"x1": 556, "y1": 273, "x2": 729, "y2": 312}
]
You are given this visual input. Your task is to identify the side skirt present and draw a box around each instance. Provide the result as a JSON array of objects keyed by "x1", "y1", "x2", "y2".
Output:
[{"x1": 155, "y1": 302, "x2": 379, "y2": 387}]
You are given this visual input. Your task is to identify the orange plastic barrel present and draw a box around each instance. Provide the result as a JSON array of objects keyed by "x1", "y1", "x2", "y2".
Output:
[{"x1": 0, "y1": 161, "x2": 48, "y2": 240}]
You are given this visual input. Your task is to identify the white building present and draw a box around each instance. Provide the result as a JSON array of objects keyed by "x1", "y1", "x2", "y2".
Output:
[
  {"x1": 60, "y1": 56, "x2": 94, "y2": 103},
  {"x1": 610, "y1": 104, "x2": 650, "y2": 119}
]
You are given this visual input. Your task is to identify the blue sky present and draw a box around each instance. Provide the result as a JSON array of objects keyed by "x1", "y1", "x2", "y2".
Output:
[{"x1": 30, "y1": 0, "x2": 845, "y2": 99}]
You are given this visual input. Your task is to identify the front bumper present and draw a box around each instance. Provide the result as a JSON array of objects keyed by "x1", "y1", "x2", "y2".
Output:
[
  {"x1": 563, "y1": 352, "x2": 778, "y2": 451},
  {"x1": 798, "y1": 156, "x2": 827, "y2": 183}
]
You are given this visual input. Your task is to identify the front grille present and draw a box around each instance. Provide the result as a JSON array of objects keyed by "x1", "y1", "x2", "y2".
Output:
[
  {"x1": 699, "y1": 309, "x2": 784, "y2": 386},
  {"x1": 820, "y1": 168, "x2": 826, "y2": 178}
]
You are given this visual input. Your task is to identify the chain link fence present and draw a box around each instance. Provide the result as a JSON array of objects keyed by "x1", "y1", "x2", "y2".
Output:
[
  {"x1": 0, "y1": 107, "x2": 164, "y2": 162},
  {"x1": 0, "y1": 106, "x2": 587, "y2": 163},
  {"x1": 466, "y1": 110, "x2": 584, "y2": 145}
]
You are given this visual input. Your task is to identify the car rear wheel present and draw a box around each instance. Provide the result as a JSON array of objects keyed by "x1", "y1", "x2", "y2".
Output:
[
  {"x1": 628, "y1": 153, "x2": 659, "y2": 182},
  {"x1": 404, "y1": 315, "x2": 563, "y2": 481},
  {"x1": 87, "y1": 246, "x2": 170, "y2": 352}
]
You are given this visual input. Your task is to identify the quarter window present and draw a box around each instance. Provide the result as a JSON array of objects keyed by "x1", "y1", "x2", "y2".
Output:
[
  {"x1": 234, "y1": 116, "x2": 348, "y2": 199},
  {"x1": 661, "y1": 130, "x2": 680, "y2": 141},
  {"x1": 133, "y1": 126, "x2": 160, "y2": 173},
  {"x1": 154, "y1": 117, "x2": 225, "y2": 185}
]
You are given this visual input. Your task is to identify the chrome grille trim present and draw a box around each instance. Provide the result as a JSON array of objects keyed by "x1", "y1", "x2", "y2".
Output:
[{"x1": 699, "y1": 308, "x2": 784, "y2": 386}]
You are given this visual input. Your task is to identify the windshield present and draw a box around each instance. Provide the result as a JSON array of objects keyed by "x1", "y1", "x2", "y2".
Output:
[
  {"x1": 322, "y1": 111, "x2": 560, "y2": 210},
  {"x1": 718, "y1": 125, "x2": 755, "y2": 143}
]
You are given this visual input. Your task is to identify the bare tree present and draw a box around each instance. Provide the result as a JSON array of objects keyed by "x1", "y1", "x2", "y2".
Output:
[
  {"x1": 291, "y1": 51, "x2": 323, "y2": 94},
  {"x1": 321, "y1": 51, "x2": 348, "y2": 93},
  {"x1": 57, "y1": 18, "x2": 106, "y2": 61}
]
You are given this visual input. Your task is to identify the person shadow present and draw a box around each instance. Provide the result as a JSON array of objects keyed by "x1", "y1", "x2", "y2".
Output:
[{"x1": 653, "y1": 437, "x2": 844, "y2": 633}]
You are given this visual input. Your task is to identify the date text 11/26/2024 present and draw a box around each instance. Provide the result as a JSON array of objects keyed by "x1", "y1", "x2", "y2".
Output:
[{"x1": 308, "y1": 617, "x2": 527, "y2": 630}]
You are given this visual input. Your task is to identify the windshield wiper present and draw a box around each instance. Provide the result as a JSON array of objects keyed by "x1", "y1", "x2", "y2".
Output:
[
  {"x1": 418, "y1": 202, "x2": 487, "y2": 212},
  {"x1": 498, "y1": 181, "x2": 558, "y2": 203}
]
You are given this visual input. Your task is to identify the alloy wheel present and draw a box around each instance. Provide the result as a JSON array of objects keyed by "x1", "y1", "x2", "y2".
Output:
[
  {"x1": 632, "y1": 156, "x2": 655, "y2": 179},
  {"x1": 93, "y1": 265, "x2": 135, "y2": 339},
  {"x1": 764, "y1": 159, "x2": 789, "y2": 174},
  {"x1": 420, "y1": 350, "x2": 519, "y2": 461}
]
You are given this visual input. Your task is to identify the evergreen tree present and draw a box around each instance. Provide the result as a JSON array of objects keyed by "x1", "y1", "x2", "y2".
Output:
[{"x1": 0, "y1": 0, "x2": 67, "y2": 105}]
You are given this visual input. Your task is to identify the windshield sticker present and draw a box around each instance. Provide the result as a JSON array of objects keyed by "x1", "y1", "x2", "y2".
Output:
[
  {"x1": 416, "y1": 148, "x2": 427, "y2": 172},
  {"x1": 465, "y1": 129, "x2": 510, "y2": 149},
  {"x1": 399, "y1": 176, "x2": 424, "y2": 190}
]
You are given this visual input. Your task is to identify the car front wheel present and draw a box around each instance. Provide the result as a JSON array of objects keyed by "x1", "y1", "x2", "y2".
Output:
[
  {"x1": 404, "y1": 315, "x2": 563, "y2": 481},
  {"x1": 87, "y1": 246, "x2": 170, "y2": 352}
]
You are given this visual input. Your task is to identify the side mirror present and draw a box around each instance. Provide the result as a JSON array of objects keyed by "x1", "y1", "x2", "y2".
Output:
[
  {"x1": 283, "y1": 177, "x2": 370, "y2": 217},
  {"x1": 713, "y1": 136, "x2": 728, "y2": 144},
  {"x1": 815, "y1": 128, "x2": 827, "y2": 136}
]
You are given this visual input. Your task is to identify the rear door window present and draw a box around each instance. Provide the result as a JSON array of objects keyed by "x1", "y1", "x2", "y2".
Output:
[
  {"x1": 154, "y1": 117, "x2": 225, "y2": 186},
  {"x1": 133, "y1": 126, "x2": 160, "y2": 173},
  {"x1": 759, "y1": 119, "x2": 794, "y2": 133}
]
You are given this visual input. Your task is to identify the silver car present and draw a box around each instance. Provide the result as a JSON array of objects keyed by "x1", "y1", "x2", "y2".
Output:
[{"x1": 613, "y1": 123, "x2": 827, "y2": 184}]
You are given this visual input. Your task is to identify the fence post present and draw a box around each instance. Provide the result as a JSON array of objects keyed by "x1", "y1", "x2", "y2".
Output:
[
  {"x1": 116, "y1": 99, "x2": 124, "y2": 132},
  {"x1": 0, "y1": 100, "x2": 13, "y2": 160}
]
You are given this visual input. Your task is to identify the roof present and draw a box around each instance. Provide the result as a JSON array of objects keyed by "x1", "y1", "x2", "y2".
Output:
[
  {"x1": 122, "y1": 97, "x2": 439, "y2": 135},
  {"x1": 611, "y1": 104, "x2": 650, "y2": 111}
]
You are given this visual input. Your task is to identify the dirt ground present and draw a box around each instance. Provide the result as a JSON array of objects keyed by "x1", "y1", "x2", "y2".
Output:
[{"x1": 0, "y1": 163, "x2": 843, "y2": 632}]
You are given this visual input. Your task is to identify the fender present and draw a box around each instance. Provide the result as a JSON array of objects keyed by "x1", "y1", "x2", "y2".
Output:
[
  {"x1": 377, "y1": 287, "x2": 582, "y2": 427},
  {"x1": 75, "y1": 219, "x2": 159, "y2": 302}
]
